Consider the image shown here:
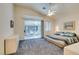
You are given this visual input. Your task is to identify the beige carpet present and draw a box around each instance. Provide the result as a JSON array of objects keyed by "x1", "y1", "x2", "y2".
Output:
[{"x1": 16, "y1": 39, "x2": 63, "y2": 55}]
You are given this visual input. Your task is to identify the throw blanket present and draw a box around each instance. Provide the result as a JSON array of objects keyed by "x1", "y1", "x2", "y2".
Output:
[{"x1": 47, "y1": 35, "x2": 79, "y2": 45}]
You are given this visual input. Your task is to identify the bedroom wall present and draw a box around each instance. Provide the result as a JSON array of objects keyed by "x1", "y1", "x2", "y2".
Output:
[
  {"x1": 0, "y1": 3, "x2": 14, "y2": 38},
  {"x1": 55, "y1": 4, "x2": 79, "y2": 35},
  {"x1": 0, "y1": 3, "x2": 14, "y2": 54},
  {"x1": 14, "y1": 5, "x2": 55, "y2": 40}
]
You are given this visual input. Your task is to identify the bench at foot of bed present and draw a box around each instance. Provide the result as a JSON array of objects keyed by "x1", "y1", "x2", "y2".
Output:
[
  {"x1": 45, "y1": 37, "x2": 67, "y2": 48},
  {"x1": 64, "y1": 42, "x2": 79, "y2": 55}
]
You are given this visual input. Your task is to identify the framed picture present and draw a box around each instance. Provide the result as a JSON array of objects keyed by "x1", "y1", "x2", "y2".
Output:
[
  {"x1": 64, "y1": 21, "x2": 75, "y2": 30},
  {"x1": 10, "y1": 20, "x2": 14, "y2": 28}
]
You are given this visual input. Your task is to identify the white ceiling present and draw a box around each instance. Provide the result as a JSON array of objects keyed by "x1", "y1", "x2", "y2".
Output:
[
  {"x1": 15, "y1": 3, "x2": 79, "y2": 16},
  {"x1": 15, "y1": 3, "x2": 61, "y2": 16}
]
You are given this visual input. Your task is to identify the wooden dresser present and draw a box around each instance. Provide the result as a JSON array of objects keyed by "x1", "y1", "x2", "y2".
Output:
[{"x1": 0, "y1": 35, "x2": 19, "y2": 55}]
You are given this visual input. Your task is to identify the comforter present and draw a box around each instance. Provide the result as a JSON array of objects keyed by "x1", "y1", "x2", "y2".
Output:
[{"x1": 47, "y1": 35, "x2": 79, "y2": 45}]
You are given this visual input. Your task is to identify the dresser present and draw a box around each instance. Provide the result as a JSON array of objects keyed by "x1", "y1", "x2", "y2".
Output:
[{"x1": 0, "y1": 35, "x2": 19, "y2": 55}]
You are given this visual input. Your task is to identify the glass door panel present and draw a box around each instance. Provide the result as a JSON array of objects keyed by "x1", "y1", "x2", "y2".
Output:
[{"x1": 24, "y1": 20, "x2": 42, "y2": 39}]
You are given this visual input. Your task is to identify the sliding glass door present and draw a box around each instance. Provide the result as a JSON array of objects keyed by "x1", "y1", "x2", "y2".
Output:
[{"x1": 24, "y1": 20, "x2": 42, "y2": 39}]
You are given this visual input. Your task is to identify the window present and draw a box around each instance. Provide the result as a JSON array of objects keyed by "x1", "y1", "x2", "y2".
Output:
[{"x1": 44, "y1": 21, "x2": 52, "y2": 32}]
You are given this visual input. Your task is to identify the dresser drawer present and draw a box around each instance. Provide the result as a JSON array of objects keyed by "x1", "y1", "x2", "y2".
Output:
[{"x1": 0, "y1": 39, "x2": 4, "y2": 55}]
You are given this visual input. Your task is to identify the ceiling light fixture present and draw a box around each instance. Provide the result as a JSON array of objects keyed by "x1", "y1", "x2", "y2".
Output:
[
  {"x1": 43, "y1": 7, "x2": 46, "y2": 10},
  {"x1": 47, "y1": 3, "x2": 56, "y2": 16}
]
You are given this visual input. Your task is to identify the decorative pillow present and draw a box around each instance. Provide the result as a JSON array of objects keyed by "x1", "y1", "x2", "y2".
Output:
[
  {"x1": 62, "y1": 32, "x2": 76, "y2": 37},
  {"x1": 55, "y1": 32, "x2": 76, "y2": 37},
  {"x1": 55, "y1": 32, "x2": 64, "y2": 35}
]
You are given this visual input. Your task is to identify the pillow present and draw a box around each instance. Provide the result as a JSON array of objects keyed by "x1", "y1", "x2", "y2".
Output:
[
  {"x1": 55, "y1": 32, "x2": 76, "y2": 37},
  {"x1": 54, "y1": 32, "x2": 64, "y2": 35},
  {"x1": 62, "y1": 32, "x2": 76, "y2": 37}
]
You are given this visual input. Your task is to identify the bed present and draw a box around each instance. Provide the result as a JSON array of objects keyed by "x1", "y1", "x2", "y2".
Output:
[{"x1": 45, "y1": 32, "x2": 79, "y2": 48}]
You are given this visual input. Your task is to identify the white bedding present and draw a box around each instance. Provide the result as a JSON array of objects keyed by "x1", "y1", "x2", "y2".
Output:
[{"x1": 47, "y1": 34, "x2": 79, "y2": 45}]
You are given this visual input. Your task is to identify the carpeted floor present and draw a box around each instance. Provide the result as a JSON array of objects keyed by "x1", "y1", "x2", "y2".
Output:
[{"x1": 16, "y1": 39, "x2": 63, "y2": 55}]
